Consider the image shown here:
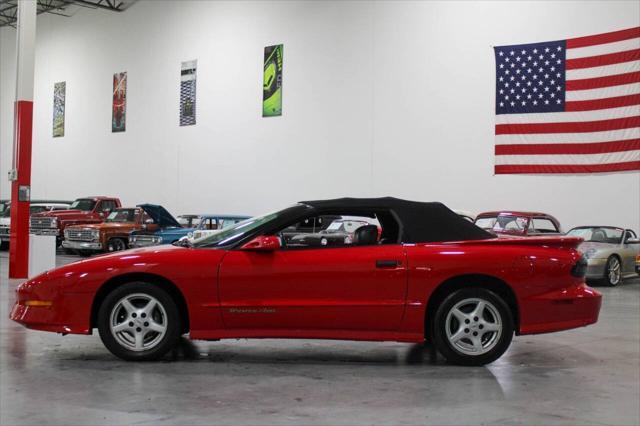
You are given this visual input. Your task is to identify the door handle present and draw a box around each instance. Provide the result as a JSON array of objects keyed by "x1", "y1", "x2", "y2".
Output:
[{"x1": 376, "y1": 259, "x2": 401, "y2": 268}]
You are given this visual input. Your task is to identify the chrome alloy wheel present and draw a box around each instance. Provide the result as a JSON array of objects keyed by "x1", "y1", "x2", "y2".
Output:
[
  {"x1": 108, "y1": 238, "x2": 126, "y2": 252},
  {"x1": 608, "y1": 257, "x2": 621, "y2": 285},
  {"x1": 445, "y1": 298, "x2": 502, "y2": 356},
  {"x1": 109, "y1": 293, "x2": 168, "y2": 352}
]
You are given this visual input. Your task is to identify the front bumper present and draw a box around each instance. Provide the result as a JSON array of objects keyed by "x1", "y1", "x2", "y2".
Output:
[
  {"x1": 11, "y1": 291, "x2": 93, "y2": 335},
  {"x1": 31, "y1": 228, "x2": 59, "y2": 236},
  {"x1": 519, "y1": 283, "x2": 602, "y2": 335},
  {"x1": 61, "y1": 240, "x2": 103, "y2": 251}
]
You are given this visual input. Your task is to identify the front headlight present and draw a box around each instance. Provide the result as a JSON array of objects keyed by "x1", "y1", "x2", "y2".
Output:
[
  {"x1": 129, "y1": 236, "x2": 137, "y2": 243},
  {"x1": 91, "y1": 229, "x2": 100, "y2": 240},
  {"x1": 63, "y1": 228, "x2": 70, "y2": 238},
  {"x1": 51, "y1": 218, "x2": 58, "y2": 228},
  {"x1": 582, "y1": 248, "x2": 597, "y2": 259},
  {"x1": 153, "y1": 236, "x2": 163, "y2": 244}
]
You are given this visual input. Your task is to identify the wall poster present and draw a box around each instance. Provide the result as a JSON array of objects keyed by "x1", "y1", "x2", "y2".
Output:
[
  {"x1": 52, "y1": 81, "x2": 66, "y2": 137},
  {"x1": 263, "y1": 44, "x2": 283, "y2": 117},
  {"x1": 112, "y1": 71, "x2": 127, "y2": 132},
  {"x1": 180, "y1": 60, "x2": 197, "y2": 126}
]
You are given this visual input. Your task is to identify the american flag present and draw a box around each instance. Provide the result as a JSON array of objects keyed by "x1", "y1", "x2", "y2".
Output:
[{"x1": 494, "y1": 27, "x2": 639, "y2": 174}]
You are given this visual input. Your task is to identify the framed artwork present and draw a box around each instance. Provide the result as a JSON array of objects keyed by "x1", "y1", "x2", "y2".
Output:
[
  {"x1": 263, "y1": 44, "x2": 283, "y2": 117},
  {"x1": 52, "y1": 81, "x2": 66, "y2": 137},
  {"x1": 112, "y1": 71, "x2": 127, "y2": 132},
  {"x1": 180, "y1": 60, "x2": 197, "y2": 126}
]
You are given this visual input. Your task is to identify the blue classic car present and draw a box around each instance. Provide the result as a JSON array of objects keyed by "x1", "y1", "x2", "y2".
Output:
[{"x1": 129, "y1": 213, "x2": 249, "y2": 248}]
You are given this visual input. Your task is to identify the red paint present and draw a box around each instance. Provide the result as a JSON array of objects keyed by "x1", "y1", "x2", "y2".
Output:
[
  {"x1": 495, "y1": 161, "x2": 640, "y2": 174},
  {"x1": 10, "y1": 236, "x2": 601, "y2": 344},
  {"x1": 566, "y1": 26, "x2": 640, "y2": 49},
  {"x1": 565, "y1": 93, "x2": 640, "y2": 111},
  {"x1": 9, "y1": 101, "x2": 33, "y2": 278}
]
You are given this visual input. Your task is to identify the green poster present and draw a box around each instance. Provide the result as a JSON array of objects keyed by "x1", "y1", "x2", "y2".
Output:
[{"x1": 263, "y1": 44, "x2": 283, "y2": 117}]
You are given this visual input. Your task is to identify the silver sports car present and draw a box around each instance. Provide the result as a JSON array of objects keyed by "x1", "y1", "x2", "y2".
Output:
[{"x1": 567, "y1": 226, "x2": 640, "y2": 286}]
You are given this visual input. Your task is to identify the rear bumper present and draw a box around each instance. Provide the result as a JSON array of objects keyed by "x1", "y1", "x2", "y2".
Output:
[
  {"x1": 519, "y1": 283, "x2": 602, "y2": 335},
  {"x1": 62, "y1": 240, "x2": 103, "y2": 251}
]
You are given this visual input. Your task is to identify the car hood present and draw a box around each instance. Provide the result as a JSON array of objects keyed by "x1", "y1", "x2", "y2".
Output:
[
  {"x1": 578, "y1": 241, "x2": 617, "y2": 258},
  {"x1": 138, "y1": 204, "x2": 182, "y2": 228},
  {"x1": 67, "y1": 222, "x2": 138, "y2": 231},
  {"x1": 31, "y1": 209, "x2": 90, "y2": 218}
]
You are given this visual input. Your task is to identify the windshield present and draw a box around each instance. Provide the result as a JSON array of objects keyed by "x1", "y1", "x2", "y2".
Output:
[
  {"x1": 191, "y1": 209, "x2": 290, "y2": 248},
  {"x1": 567, "y1": 227, "x2": 623, "y2": 244},
  {"x1": 70, "y1": 199, "x2": 96, "y2": 211},
  {"x1": 106, "y1": 209, "x2": 137, "y2": 223}
]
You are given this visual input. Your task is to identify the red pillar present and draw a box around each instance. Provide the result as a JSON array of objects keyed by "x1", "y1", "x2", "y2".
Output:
[
  {"x1": 8, "y1": 0, "x2": 37, "y2": 279},
  {"x1": 9, "y1": 101, "x2": 33, "y2": 278}
]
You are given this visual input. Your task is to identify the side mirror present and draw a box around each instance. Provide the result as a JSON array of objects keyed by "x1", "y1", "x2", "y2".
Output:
[
  {"x1": 240, "y1": 235, "x2": 281, "y2": 252},
  {"x1": 625, "y1": 237, "x2": 640, "y2": 244}
]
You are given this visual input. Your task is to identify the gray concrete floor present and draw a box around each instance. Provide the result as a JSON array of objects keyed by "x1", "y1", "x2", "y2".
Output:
[{"x1": 1, "y1": 251, "x2": 639, "y2": 426}]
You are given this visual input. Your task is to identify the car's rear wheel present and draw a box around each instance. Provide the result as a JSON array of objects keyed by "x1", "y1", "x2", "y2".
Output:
[
  {"x1": 604, "y1": 256, "x2": 622, "y2": 286},
  {"x1": 98, "y1": 283, "x2": 181, "y2": 361},
  {"x1": 432, "y1": 288, "x2": 513, "y2": 366},
  {"x1": 107, "y1": 238, "x2": 127, "y2": 252}
]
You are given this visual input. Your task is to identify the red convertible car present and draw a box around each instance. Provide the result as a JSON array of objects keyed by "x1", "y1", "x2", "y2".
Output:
[{"x1": 11, "y1": 198, "x2": 601, "y2": 366}]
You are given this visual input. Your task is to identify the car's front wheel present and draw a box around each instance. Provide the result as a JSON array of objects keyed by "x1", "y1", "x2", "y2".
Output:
[
  {"x1": 432, "y1": 288, "x2": 514, "y2": 366},
  {"x1": 97, "y1": 283, "x2": 181, "y2": 361},
  {"x1": 604, "y1": 256, "x2": 622, "y2": 286}
]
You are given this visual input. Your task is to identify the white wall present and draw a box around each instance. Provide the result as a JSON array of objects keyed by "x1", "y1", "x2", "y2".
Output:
[{"x1": 0, "y1": 0, "x2": 638, "y2": 231}]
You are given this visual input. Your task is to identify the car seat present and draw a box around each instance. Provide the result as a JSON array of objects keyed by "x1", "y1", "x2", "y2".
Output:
[{"x1": 353, "y1": 225, "x2": 379, "y2": 246}]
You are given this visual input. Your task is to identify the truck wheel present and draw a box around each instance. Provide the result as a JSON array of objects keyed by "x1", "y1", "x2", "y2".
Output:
[
  {"x1": 97, "y1": 282, "x2": 181, "y2": 361},
  {"x1": 432, "y1": 288, "x2": 513, "y2": 366},
  {"x1": 107, "y1": 238, "x2": 127, "y2": 252}
]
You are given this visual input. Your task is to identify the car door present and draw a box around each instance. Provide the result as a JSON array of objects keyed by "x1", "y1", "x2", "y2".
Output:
[
  {"x1": 621, "y1": 230, "x2": 639, "y2": 275},
  {"x1": 217, "y1": 243, "x2": 408, "y2": 332}
]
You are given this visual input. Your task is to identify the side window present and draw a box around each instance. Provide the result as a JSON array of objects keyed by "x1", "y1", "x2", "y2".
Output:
[
  {"x1": 625, "y1": 230, "x2": 637, "y2": 242},
  {"x1": 276, "y1": 212, "x2": 398, "y2": 250},
  {"x1": 100, "y1": 200, "x2": 116, "y2": 213},
  {"x1": 529, "y1": 218, "x2": 558, "y2": 234}
]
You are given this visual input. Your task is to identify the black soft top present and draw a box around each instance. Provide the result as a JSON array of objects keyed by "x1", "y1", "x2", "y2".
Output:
[{"x1": 300, "y1": 197, "x2": 492, "y2": 243}]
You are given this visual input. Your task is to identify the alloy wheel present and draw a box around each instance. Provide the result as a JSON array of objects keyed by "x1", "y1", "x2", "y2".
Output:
[
  {"x1": 445, "y1": 298, "x2": 503, "y2": 356},
  {"x1": 608, "y1": 257, "x2": 621, "y2": 286},
  {"x1": 109, "y1": 293, "x2": 168, "y2": 352}
]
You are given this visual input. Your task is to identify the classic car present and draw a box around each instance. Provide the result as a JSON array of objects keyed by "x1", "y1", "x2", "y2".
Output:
[
  {"x1": 188, "y1": 214, "x2": 252, "y2": 240},
  {"x1": 30, "y1": 196, "x2": 122, "y2": 245},
  {"x1": 62, "y1": 204, "x2": 157, "y2": 255},
  {"x1": 130, "y1": 214, "x2": 249, "y2": 248},
  {"x1": 177, "y1": 215, "x2": 201, "y2": 228},
  {"x1": 0, "y1": 202, "x2": 71, "y2": 248},
  {"x1": 566, "y1": 226, "x2": 640, "y2": 286},
  {"x1": 11, "y1": 197, "x2": 601, "y2": 366},
  {"x1": 475, "y1": 211, "x2": 561, "y2": 236},
  {"x1": 285, "y1": 218, "x2": 375, "y2": 247}
]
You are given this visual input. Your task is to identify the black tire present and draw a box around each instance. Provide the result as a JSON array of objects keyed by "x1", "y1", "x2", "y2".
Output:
[
  {"x1": 107, "y1": 238, "x2": 127, "y2": 252},
  {"x1": 77, "y1": 250, "x2": 93, "y2": 257},
  {"x1": 603, "y1": 256, "x2": 623, "y2": 286},
  {"x1": 62, "y1": 248, "x2": 76, "y2": 255},
  {"x1": 97, "y1": 282, "x2": 181, "y2": 361},
  {"x1": 432, "y1": 288, "x2": 514, "y2": 366}
]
